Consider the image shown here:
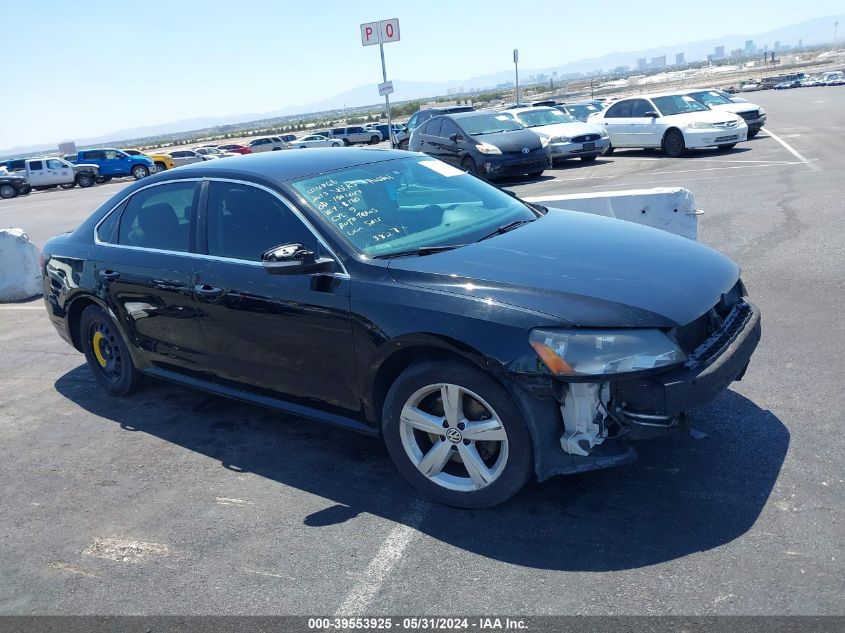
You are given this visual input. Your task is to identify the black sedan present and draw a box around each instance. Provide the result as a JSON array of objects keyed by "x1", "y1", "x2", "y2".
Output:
[
  {"x1": 408, "y1": 111, "x2": 550, "y2": 180},
  {"x1": 41, "y1": 149, "x2": 761, "y2": 507}
]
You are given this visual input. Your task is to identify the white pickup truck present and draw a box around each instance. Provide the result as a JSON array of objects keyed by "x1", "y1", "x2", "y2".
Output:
[{"x1": 4, "y1": 157, "x2": 99, "y2": 190}]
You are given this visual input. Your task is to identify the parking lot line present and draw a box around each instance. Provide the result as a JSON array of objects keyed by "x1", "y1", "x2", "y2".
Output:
[
  {"x1": 0, "y1": 305, "x2": 43, "y2": 310},
  {"x1": 334, "y1": 500, "x2": 430, "y2": 616},
  {"x1": 760, "y1": 128, "x2": 820, "y2": 171}
]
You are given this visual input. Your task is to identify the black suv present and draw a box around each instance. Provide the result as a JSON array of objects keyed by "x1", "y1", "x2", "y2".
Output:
[{"x1": 395, "y1": 105, "x2": 475, "y2": 149}]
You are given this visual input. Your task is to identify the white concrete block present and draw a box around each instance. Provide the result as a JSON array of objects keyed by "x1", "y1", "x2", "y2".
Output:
[{"x1": 0, "y1": 228, "x2": 42, "y2": 302}]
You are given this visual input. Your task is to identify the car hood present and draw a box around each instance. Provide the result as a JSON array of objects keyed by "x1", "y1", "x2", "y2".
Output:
[
  {"x1": 387, "y1": 209, "x2": 740, "y2": 328},
  {"x1": 710, "y1": 102, "x2": 760, "y2": 114},
  {"x1": 523, "y1": 121, "x2": 604, "y2": 137},
  {"x1": 472, "y1": 129, "x2": 544, "y2": 152}
]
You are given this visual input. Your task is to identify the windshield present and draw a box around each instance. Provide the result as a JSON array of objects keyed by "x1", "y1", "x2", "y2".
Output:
[
  {"x1": 291, "y1": 157, "x2": 536, "y2": 257},
  {"x1": 459, "y1": 114, "x2": 524, "y2": 136},
  {"x1": 652, "y1": 95, "x2": 710, "y2": 116},
  {"x1": 690, "y1": 91, "x2": 731, "y2": 106},
  {"x1": 515, "y1": 108, "x2": 576, "y2": 127},
  {"x1": 564, "y1": 104, "x2": 601, "y2": 119}
]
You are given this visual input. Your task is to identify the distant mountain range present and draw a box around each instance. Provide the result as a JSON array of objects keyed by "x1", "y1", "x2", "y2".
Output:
[{"x1": 3, "y1": 14, "x2": 842, "y2": 156}]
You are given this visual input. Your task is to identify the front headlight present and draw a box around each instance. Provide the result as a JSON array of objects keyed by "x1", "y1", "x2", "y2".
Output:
[
  {"x1": 528, "y1": 329, "x2": 686, "y2": 377},
  {"x1": 540, "y1": 136, "x2": 550, "y2": 148},
  {"x1": 476, "y1": 142, "x2": 502, "y2": 155},
  {"x1": 688, "y1": 121, "x2": 717, "y2": 130},
  {"x1": 759, "y1": 107, "x2": 766, "y2": 115},
  {"x1": 599, "y1": 129, "x2": 609, "y2": 138}
]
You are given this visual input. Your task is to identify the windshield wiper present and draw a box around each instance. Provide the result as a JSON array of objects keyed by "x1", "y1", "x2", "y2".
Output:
[
  {"x1": 476, "y1": 219, "x2": 534, "y2": 242},
  {"x1": 371, "y1": 244, "x2": 465, "y2": 259}
]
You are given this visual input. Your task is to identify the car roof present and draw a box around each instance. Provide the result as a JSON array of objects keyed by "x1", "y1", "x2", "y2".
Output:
[
  {"x1": 444, "y1": 110, "x2": 500, "y2": 120},
  {"x1": 156, "y1": 147, "x2": 412, "y2": 183},
  {"x1": 505, "y1": 106, "x2": 557, "y2": 115}
]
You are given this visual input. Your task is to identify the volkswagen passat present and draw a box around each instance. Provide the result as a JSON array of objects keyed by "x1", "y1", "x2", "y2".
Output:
[
  {"x1": 590, "y1": 92, "x2": 748, "y2": 156},
  {"x1": 41, "y1": 149, "x2": 761, "y2": 508}
]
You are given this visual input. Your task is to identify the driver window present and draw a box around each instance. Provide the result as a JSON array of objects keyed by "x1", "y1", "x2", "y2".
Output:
[
  {"x1": 206, "y1": 182, "x2": 318, "y2": 262},
  {"x1": 631, "y1": 100, "x2": 654, "y2": 117}
]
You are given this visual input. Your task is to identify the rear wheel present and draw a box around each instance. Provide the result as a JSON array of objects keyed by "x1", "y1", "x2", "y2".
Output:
[
  {"x1": 399, "y1": 139, "x2": 409, "y2": 150},
  {"x1": 580, "y1": 155, "x2": 598, "y2": 162},
  {"x1": 747, "y1": 129, "x2": 759, "y2": 139},
  {"x1": 370, "y1": 135, "x2": 381, "y2": 145},
  {"x1": 382, "y1": 361, "x2": 533, "y2": 508},
  {"x1": 342, "y1": 138, "x2": 351, "y2": 146},
  {"x1": 331, "y1": 142, "x2": 341, "y2": 147},
  {"x1": 60, "y1": 182, "x2": 76, "y2": 190},
  {"x1": 80, "y1": 305, "x2": 141, "y2": 396},
  {"x1": 155, "y1": 161, "x2": 167, "y2": 172},
  {"x1": 0, "y1": 184, "x2": 18, "y2": 199},
  {"x1": 662, "y1": 128, "x2": 686, "y2": 157},
  {"x1": 95, "y1": 176, "x2": 112, "y2": 184}
]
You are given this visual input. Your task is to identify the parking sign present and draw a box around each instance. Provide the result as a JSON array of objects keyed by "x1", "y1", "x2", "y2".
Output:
[{"x1": 361, "y1": 18, "x2": 400, "y2": 46}]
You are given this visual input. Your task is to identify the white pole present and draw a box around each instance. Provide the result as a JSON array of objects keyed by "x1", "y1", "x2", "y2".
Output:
[
  {"x1": 380, "y1": 42, "x2": 394, "y2": 148},
  {"x1": 514, "y1": 49, "x2": 520, "y2": 106}
]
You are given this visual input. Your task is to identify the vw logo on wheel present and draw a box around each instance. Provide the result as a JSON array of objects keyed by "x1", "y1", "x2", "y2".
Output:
[
  {"x1": 521, "y1": 147, "x2": 530, "y2": 154},
  {"x1": 446, "y1": 428, "x2": 463, "y2": 444}
]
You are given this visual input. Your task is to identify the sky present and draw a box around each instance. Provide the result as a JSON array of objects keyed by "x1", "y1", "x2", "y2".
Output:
[{"x1": 2, "y1": 0, "x2": 843, "y2": 150}]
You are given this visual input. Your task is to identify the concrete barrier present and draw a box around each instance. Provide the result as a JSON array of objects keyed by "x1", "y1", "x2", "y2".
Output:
[
  {"x1": 523, "y1": 187, "x2": 701, "y2": 240},
  {"x1": 0, "y1": 228, "x2": 42, "y2": 302}
]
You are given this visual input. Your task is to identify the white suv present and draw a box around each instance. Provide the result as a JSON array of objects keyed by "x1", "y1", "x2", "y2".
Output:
[
  {"x1": 248, "y1": 137, "x2": 287, "y2": 152},
  {"x1": 327, "y1": 127, "x2": 382, "y2": 146}
]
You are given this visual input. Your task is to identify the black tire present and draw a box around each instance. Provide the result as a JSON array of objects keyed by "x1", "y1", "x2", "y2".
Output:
[
  {"x1": 155, "y1": 161, "x2": 167, "y2": 172},
  {"x1": 80, "y1": 304, "x2": 141, "y2": 396},
  {"x1": 382, "y1": 360, "x2": 533, "y2": 508},
  {"x1": 342, "y1": 138, "x2": 351, "y2": 146},
  {"x1": 331, "y1": 142, "x2": 341, "y2": 147},
  {"x1": 461, "y1": 157, "x2": 481, "y2": 177},
  {"x1": 399, "y1": 139, "x2": 409, "y2": 150},
  {"x1": 60, "y1": 182, "x2": 76, "y2": 190},
  {"x1": 662, "y1": 128, "x2": 686, "y2": 157},
  {"x1": 0, "y1": 184, "x2": 18, "y2": 199},
  {"x1": 77, "y1": 173, "x2": 94, "y2": 188},
  {"x1": 580, "y1": 155, "x2": 598, "y2": 162},
  {"x1": 131, "y1": 165, "x2": 149, "y2": 180},
  {"x1": 718, "y1": 143, "x2": 737, "y2": 150},
  {"x1": 95, "y1": 176, "x2": 112, "y2": 184},
  {"x1": 603, "y1": 143, "x2": 615, "y2": 156},
  {"x1": 370, "y1": 135, "x2": 381, "y2": 145},
  {"x1": 747, "y1": 129, "x2": 759, "y2": 139},
  {"x1": 20, "y1": 185, "x2": 32, "y2": 195},
  {"x1": 272, "y1": 147, "x2": 282, "y2": 151}
]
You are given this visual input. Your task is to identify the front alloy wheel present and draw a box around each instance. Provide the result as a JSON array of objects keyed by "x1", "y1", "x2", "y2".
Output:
[
  {"x1": 400, "y1": 384, "x2": 509, "y2": 492},
  {"x1": 383, "y1": 361, "x2": 533, "y2": 508}
]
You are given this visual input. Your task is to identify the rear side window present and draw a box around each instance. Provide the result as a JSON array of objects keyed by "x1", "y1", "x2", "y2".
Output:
[
  {"x1": 29, "y1": 160, "x2": 44, "y2": 171},
  {"x1": 83, "y1": 151, "x2": 106, "y2": 160},
  {"x1": 424, "y1": 118, "x2": 442, "y2": 137},
  {"x1": 205, "y1": 182, "x2": 318, "y2": 261},
  {"x1": 605, "y1": 101, "x2": 632, "y2": 118},
  {"x1": 117, "y1": 182, "x2": 199, "y2": 252}
]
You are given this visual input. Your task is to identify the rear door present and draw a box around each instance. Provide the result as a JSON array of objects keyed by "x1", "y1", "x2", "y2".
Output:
[
  {"x1": 192, "y1": 179, "x2": 358, "y2": 411},
  {"x1": 436, "y1": 118, "x2": 464, "y2": 166},
  {"x1": 25, "y1": 160, "x2": 49, "y2": 186},
  {"x1": 600, "y1": 100, "x2": 633, "y2": 146},
  {"x1": 94, "y1": 180, "x2": 205, "y2": 373}
]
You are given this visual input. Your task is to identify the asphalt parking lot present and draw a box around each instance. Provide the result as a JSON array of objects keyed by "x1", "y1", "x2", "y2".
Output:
[{"x1": 0, "y1": 88, "x2": 842, "y2": 616}]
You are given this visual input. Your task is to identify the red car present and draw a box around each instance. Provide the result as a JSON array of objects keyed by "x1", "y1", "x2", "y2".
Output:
[{"x1": 216, "y1": 144, "x2": 253, "y2": 155}]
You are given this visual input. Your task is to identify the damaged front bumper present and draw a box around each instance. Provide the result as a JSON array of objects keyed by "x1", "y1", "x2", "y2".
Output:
[{"x1": 507, "y1": 300, "x2": 761, "y2": 482}]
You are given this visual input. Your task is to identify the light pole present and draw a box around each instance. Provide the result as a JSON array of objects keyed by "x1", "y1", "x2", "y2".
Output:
[{"x1": 513, "y1": 49, "x2": 520, "y2": 106}]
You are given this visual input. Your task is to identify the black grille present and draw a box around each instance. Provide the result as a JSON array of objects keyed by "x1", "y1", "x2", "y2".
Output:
[
  {"x1": 738, "y1": 110, "x2": 760, "y2": 121},
  {"x1": 572, "y1": 134, "x2": 600, "y2": 143},
  {"x1": 684, "y1": 302, "x2": 753, "y2": 367},
  {"x1": 714, "y1": 135, "x2": 739, "y2": 143}
]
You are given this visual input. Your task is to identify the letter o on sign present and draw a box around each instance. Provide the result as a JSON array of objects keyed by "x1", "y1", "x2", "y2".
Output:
[{"x1": 385, "y1": 23, "x2": 394, "y2": 38}]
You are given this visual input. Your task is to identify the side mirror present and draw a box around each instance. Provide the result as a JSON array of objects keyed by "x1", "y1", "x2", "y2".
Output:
[
  {"x1": 643, "y1": 111, "x2": 659, "y2": 118},
  {"x1": 261, "y1": 243, "x2": 336, "y2": 275}
]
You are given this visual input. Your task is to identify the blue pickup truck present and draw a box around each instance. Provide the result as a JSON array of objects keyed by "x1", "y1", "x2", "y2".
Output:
[{"x1": 67, "y1": 148, "x2": 154, "y2": 182}]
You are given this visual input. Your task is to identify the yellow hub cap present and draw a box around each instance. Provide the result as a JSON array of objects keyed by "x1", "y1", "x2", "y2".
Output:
[{"x1": 92, "y1": 331, "x2": 108, "y2": 367}]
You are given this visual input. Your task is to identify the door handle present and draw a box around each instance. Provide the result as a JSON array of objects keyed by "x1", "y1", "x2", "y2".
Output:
[
  {"x1": 194, "y1": 284, "x2": 225, "y2": 299},
  {"x1": 98, "y1": 270, "x2": 120, "y2": 281}
]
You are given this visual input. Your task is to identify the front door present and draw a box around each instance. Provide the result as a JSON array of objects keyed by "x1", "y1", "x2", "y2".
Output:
[
  {"x1": 193, "y1": 180, "x2": 358, "y2": 412},
  {"x1": 94, "y1": 180, "x2": 205, "y2": 373},
  {"x1": 627, "y1": 99, "x2": 663, "y2": 147}
]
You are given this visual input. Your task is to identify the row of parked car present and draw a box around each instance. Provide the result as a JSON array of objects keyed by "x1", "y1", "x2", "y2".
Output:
[
  {"x1": 774, "y1": 71, "x2": 845, "y2": 89},
  {"x1": 398, "y1": 87, "x2": 767, "y2": 180}
]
